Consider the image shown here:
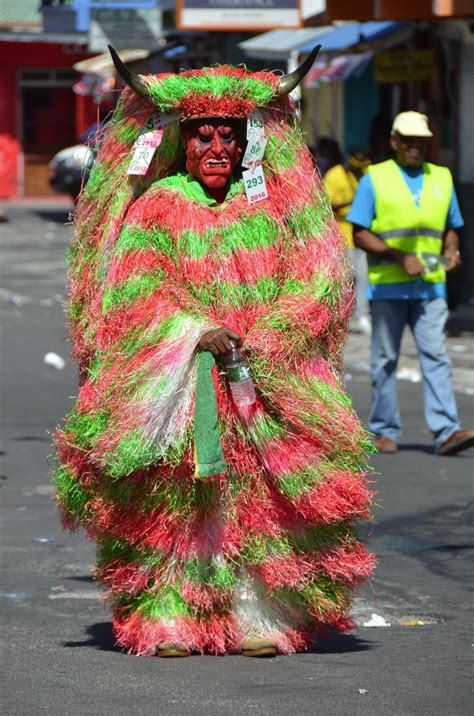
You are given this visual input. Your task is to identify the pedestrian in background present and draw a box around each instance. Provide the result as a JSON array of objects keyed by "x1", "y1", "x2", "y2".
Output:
[
  {"x1": 324, "y1": 147, "x2": 372, "y2": 335},
  {"x1": 348, "y1": 111, "x2": 474, "y2": 455},
  {"x1": 315, "y1": 136, "x2": 341, "y2": 177}
]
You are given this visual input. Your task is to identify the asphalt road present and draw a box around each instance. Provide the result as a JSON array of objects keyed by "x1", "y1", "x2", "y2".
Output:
[{"x1": 1, "y1": 203, "x2": 473, "y2": 715}]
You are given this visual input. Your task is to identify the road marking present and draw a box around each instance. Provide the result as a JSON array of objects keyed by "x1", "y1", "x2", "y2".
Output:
[{"x1": 49, "y1": 590, "x2": 101, "y2": 600}]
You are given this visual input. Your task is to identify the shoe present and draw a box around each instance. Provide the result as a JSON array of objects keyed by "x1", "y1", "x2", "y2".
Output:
[
  {"x1": 157, "y1": 641, "x2": 189, "y2": 657},
  {"x1": 374, "y1": 435, "x2": 398, "y2": 453},
  {"x1": 242, "y1": 636, "x2": 278, "y2": 657},
  {"x1": 435, "y1": 429, "x2": 474, "y2": 456}
]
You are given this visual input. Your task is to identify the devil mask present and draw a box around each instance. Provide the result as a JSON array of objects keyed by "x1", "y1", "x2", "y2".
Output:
[{"x1": 181, "y1": 119, "x2": 243, "y2": 192}]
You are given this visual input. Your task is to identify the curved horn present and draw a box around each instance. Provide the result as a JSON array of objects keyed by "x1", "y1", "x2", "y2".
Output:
[
  {"x1": 108, "y1": 44, "x2": 150, "y2": 98},
  {"x1": 277, "y1": 44, "x2": 321, "y2": 96}
]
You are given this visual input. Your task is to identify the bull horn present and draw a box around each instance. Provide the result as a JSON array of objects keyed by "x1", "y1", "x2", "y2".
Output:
[
  {"x1": 277, "y1": 44, "x2": 321, "y2": 96},
  {"x1": 108, "y1": 45, "x2": 151, "y2": 98}
]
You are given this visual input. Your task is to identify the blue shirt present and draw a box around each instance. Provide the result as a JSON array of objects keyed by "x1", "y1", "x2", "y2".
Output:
[{"x1": 347, "y1": 164, "x2": 464, "y2": 300}]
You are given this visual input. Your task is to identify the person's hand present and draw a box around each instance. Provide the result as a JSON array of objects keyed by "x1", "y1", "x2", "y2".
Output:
[
  {"x1": 443, "y1": 249, "x2": 461, "y2": 273},
  {"x1": 198, "y1": 328, "x2": 242, "y2": 356},
  {"x1": 395, "y1": 252, "x2": 424, "y2": 276}
]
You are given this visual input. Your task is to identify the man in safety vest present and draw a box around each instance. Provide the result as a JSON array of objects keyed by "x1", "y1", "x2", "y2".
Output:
[{"x1": 348, "y1": 111, "x2": 474, "y2": 455}]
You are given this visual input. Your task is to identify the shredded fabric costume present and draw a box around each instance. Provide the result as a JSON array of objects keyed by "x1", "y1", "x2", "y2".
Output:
[{"x1": 54, "y1": 64, "x2": 375, "y2": 655}]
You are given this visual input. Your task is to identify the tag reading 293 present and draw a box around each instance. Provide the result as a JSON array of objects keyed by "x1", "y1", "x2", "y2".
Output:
[{"x1": 242, "y1": 165, "x2": 268, "y2": 205}]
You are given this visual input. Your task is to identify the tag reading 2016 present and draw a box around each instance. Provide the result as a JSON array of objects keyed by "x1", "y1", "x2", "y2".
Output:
[{"x1": 242, "y1": 165, "x2": 268, "y2": 205}]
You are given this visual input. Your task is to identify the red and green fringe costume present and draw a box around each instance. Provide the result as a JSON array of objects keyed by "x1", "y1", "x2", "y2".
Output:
[{"x1": 54, "y1": 65, "x2": 375, "y2": 655}]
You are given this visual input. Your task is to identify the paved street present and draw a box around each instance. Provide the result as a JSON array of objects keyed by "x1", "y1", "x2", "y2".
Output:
[{"x1": 1, "y1": 202, "x2": 473, "y2": 715}]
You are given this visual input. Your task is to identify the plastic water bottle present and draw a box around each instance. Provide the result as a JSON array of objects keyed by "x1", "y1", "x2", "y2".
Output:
[
  {"x1": 421, "y1": 252, "x2": 447, "y2": 274},
  {"x1": 223, "y1": 340, "x2": 256, "y2": 415}
]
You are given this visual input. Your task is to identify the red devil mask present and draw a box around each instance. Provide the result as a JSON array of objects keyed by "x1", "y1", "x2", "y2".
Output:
[{"x1": 181, "y1": 119, "x2": 244, "y2": 202}]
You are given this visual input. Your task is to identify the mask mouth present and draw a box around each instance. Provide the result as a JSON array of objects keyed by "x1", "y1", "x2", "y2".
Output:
[{"x1": 203, "y1": 158, "x2": 229, "y2": 170}]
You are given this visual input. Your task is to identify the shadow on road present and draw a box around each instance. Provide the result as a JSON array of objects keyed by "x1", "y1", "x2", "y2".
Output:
[
  {"x1": 63, "y1": 622, "x2": 122, "y2": 653},
  {"x1": 33, "y1": 209, "x2": 72, "y2": 225},
  {"x1": 62, "y1": 624, "x2": 373, "y2": 656},
  {"x1": 308, "y1": 629, "x2": 373, "y2": 654},
  {"x1": 397, "y1": 443, "x2": 433, "y2": 454}
]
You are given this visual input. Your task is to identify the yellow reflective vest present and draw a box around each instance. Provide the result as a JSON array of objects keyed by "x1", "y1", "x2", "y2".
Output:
[{"x1": 368, "y1": 159, "x2": 452, "y2": 285}]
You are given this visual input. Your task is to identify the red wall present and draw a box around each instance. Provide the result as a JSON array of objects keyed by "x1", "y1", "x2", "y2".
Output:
[{"x1": 0, "y1": 41, "x2": 93, "y2": 197}]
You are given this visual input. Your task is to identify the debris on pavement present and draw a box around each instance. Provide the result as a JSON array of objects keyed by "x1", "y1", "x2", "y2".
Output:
[
  {"x1": 32, "y1": 537, "x2": 54, "y2": 543},
  {"x1": 451, "y1": 344, "x2": 467, "y2": 353},
  {"x1": 35, "y1": 484, "x2": 56, "y2": 496},
  {"x1": 396, "y1": 366, "x2": 421, "y2": 383},
  {"x1": 363, "y1": 613, "x2": 391, "y2": 627},
  {"x1": 358, "y1": 689, "x2": 369, "y2": 695},
  {"x1": 1, "y1": 592, "x2": 27, "y2": 600},
  {"x1": 400, "y1": 619, "x2": 425, "y2": 626},
  {"x1": 43, "y1": 352, "x2": 66, "y2": 370}
]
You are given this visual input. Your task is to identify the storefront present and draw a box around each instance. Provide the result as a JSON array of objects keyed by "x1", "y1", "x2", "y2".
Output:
[{"x1": 0, "y1": 40, "x2": 94, "y2": 197}]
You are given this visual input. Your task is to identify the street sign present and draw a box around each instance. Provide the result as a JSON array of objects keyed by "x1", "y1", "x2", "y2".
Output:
[
  {"x1": 177, "y1": 0, "x2": 302, "y2": 31},
  {"x1": 374, "y1": 50, "x2": 435, "y2": 84},
  {"x1": 71, "y1": 0, "x2": 173, "y2": 32},
  {"x1": 88, "y1": 8, "x2": 163, "y2": 51}
]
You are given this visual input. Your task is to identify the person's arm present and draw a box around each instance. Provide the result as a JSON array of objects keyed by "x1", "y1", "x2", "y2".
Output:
[
  {"x1": 353, "y1": 225, "x2": 424, "y2": 276},
  {"x1": 443, "y1": 229, "x2": 461, "y2": 273},
  {"x1": 331, "y1": 200, "x2": 352, "y2": 213},
  {"x1": 443, "y1": 185, "x2": 463, "y2": 272}
]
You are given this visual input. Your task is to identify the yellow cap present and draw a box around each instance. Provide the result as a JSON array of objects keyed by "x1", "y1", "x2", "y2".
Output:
[{"x1": 391, "y1": 111, "x2": 433, "y2": 138}]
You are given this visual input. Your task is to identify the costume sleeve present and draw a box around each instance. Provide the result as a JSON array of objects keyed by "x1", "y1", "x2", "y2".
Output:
[
  {"x1": 60, "y1": 201, "x2": 217, "y2": 480},
  {"x1": 346, "y1": 173, "x2": 376, "y2": 229},
  {"x1": 245, "y1": 182, "x2": 353, "y2": 386}
]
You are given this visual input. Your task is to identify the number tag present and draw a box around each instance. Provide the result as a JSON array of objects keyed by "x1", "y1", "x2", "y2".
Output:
[
  {"x1": 127, "y1": 113, "x2": 179, "y2": 175},
  {"x1": 242, "y1": 136, "x2": 267, "y2": 169},
  {"x1": 127, "y1": 145, "x2": 157, "y2": 176},
  {"x1": 136, "y1": 127, "x2": 164, "y2": 149},
  {"x1": 145, "y1": 112, "x2": 180, "y2": 131},
  {"x1": 242, "y1": 165, "x2": 268, "y2": 205},
  {"x1": 247, "y1": 110, "x2": 265, "y2": 140}
]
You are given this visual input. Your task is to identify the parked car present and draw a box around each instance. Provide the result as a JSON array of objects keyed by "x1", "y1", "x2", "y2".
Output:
[{"x1": 48, "y1": 144, "x2": 95, "y2": 201}]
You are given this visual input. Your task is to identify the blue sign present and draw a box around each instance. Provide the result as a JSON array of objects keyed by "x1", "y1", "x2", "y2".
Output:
[{"x1": 72, "y1": 0, "x2": 161, "y2": 32}]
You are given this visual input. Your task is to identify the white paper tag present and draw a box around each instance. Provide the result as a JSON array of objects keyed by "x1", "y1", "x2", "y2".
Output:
[
  {"x1": 247, "y1": 110, "x2": 265, "y2": 140},
  {"x1": 126, "y1": 112, "x2": 178, "y2": 175},
  {"x1": 143, "y1": 112, "x2": 180, "y2": 132},
  {"x1": 242, "y1": 165, "x2": 268, "y2": 205},
  {"x1": 127, "y1": 145, "x2": 157, "y2": 176},
  {"x1": 242, "y1": 135, "x2": 267, "y2": 170},
  {"x1": 136, "y1": 127, "x2": 164, "y2": 149}
]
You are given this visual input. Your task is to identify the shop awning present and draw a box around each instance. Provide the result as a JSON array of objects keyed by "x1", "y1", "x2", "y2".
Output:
[
  {"x1": 239, "y1": 27, "x2": 332, "y2": 62},
  {"x1": 298, "y1": 21, "x2": 406, "y2": 54},
  {"x1": 73, "y1": 49, "x2": 151, "y2": 79},
  {"x1": 305, "y1": 51, "x2": 374, "y2": 86}
]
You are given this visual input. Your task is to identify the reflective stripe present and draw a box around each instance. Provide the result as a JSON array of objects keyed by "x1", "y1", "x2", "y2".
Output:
[
  {"x1": 367, "y1": 255, "x2": 394, "y2": 266},
  {"x1": 378, "y1": 228, "x2": 444, "y2": 240}
]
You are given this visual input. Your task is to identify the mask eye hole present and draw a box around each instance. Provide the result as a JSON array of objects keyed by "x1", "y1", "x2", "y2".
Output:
[{"x1": 198, "y1": 132, "x2": 212, "y2": 144}]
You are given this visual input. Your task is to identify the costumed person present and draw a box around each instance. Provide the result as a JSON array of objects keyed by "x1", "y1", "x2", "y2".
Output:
[{"x1": 54, "y1": 45, "x2": 375, "y2": 658}]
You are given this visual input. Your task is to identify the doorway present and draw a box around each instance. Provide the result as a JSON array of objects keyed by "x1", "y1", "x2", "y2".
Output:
[{"x1": 18, "y1": 68, "x2": 77, "y2": 195}]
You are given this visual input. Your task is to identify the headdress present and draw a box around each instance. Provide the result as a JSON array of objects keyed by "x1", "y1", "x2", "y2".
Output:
[{"x1": 68, "y1": 46, "x2": 322, "y2": 368}]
